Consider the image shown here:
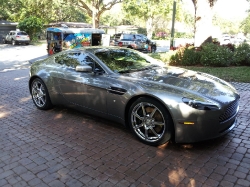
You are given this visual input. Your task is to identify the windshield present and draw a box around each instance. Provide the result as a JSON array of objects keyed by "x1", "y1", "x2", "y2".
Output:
[
  {"x1": 17, "y1": 32, "x2": 28, "y2": 35},
  {"x1": 95, "y1": 48, "x2": 164, "y2": 73}
]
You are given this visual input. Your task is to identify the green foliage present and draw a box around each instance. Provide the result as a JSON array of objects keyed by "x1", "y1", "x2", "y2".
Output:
[
  {"x1": 122, "y1": 0, "x2": 173, "y2": 34},
  {"x1": 18, "y1": 16, "x2": 43, "y2": 41},
  {"x1": 137, "y1": 28, "x2": 147, "y2": 35},
  {"x1": 241, "y1": 14, "x2": 250, "y2": 34},
  {"x1": 150, "y1": 51, "x2": 176, "y2": 65},
  {"x1": 181, "y1": 47, "x2": 201, "y2": 66},
  {"x1": 169, "y1": 50, "x2": 182, "y2": 66},
  {"x1": 213, "y1": 14, "x2": 241, "y2": 34},
  {"x1": 233, "y1": 43, "x2": 250, "y2": 65},
  {"x1": 0, "y1": 0, "x2": 23, "y2": 21},
  {"x1": 175, "y1": 32, "x2": 194, "y2": 39},
  {"x1": 166, "y1": 42, "x2": 250, "y2": 68},
  {"x1": 200, "y1": 43, "x2": 234, "y2": 67},
  {"x1": 169, "y1": 45, "x2": 201, "y2": 66},
  {"x1": 1, "y1": 0, "x2": 87, "y2": 24}
]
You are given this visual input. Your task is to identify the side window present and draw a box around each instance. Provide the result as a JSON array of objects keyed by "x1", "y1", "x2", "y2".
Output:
[
  {"x1": 47, "y1": 32, "x2": 51, "y2": 40},
  {"x1": 136, "y1": 35, "x2": 142, "y2": 41},
  {"x1": 55, "y1": 52, "x2": 81, "y2": 68},
  {"x1": 94, "y1": 61, "x2": 104, "y2": 73},
  {"x1": 55, "y1": 52, "x2": 104, "y2": 72}
]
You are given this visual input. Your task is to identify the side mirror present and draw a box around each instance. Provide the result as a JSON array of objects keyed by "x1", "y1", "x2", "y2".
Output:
[{"x1": 75, "y1": 65, "x2": 92, "y2": 72}]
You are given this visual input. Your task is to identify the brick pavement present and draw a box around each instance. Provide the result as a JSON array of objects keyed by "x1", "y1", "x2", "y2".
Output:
[{"x1": 0, "y1": 68, "x2": 250, "y2": 187}]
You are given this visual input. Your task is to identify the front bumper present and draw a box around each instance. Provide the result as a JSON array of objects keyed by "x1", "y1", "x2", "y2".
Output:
[{"x1": 174, "y1": 103, "x2": 239, "y2": 143}]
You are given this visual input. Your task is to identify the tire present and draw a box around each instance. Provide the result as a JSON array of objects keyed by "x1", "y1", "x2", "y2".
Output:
[
  {"x1": 151, "y1": 46, "x2": 156, "y2": 53},
  {"x1": 128, "y1": 97, "x2": 173, "y2": 146},
  {"x1": 3, "y1": 38, "x2": 6, "y2": 44},
  {"x1": 31, "y1": 78, "x2": 53, "y2": 110},
  {"x1": 12, "y1": 39, "x2": 16, "y2": 46}
]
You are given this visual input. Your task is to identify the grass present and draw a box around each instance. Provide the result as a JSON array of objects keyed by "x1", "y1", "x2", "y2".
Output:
[
  {"x1": 179, "y1": 66, "x2": 250, "y2": 83},
  {"x1": 149, "y1": 53, "x2": 250, "y2": 83}
]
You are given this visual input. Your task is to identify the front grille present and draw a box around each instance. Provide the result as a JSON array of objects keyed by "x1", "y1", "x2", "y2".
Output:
[{"x1": 219, "y1": 99, "x2": 239, "y2": 123}]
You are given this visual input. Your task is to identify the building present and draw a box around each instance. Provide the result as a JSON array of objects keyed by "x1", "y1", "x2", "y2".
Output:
[{"x1": 0, "y1": 20, "x2": 18, "y2": 41}]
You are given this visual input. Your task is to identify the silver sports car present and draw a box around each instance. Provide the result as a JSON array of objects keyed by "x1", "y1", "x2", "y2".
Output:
[{"x1": 29, "y1": 47, "x2": 240, "y2": 146}]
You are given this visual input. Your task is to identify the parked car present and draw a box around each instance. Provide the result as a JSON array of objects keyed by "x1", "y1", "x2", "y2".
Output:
[
  {"x1": 220, "y1": 34, "x2": 231, "y2": 45},
  {"x1": 3, "y1": 30, "x2": 30, "y2": 45},
  {"x1": 110, "y1": 33, "x2": 157, "y2": 53},
  {"x1": 29, "y1": 46, "x2": 240, "y2": 146}
]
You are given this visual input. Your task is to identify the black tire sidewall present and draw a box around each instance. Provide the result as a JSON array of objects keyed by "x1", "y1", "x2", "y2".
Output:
[
  {"x1": 128, "y1": 97, "x2": 172, "y2": 146},
  {"x1": 151, "y1": 46, "x2": 156, "y2": 53}
]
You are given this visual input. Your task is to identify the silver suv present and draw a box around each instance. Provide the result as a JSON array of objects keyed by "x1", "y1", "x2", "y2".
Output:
[
  {"x1": 3, "y1": 30, "x2": 30, "y2": 45},
  {"x1": 110, "y1": 33, "x2": 157, "y2": 53}
]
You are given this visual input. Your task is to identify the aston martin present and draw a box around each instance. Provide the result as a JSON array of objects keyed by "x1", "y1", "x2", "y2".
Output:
[{"x1": 29, "y1": 47, "x2": 240, "y2": 146}]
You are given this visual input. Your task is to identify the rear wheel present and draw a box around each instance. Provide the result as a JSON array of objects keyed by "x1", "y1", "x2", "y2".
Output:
[
  {"x1": 31, "y1": 78, "x2": 53, "y2": 110},
  {"x1": 151, "y1": 46, "x2": 156, "y2": 53},
  {"x1": 128, "y1": 97, "x2": 173, "y2": 146},
  {"x1": 12, "y1": 39, "x2": 16, "y2": 46}
]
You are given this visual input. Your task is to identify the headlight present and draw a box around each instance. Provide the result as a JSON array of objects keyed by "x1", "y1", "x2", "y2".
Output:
[{"x1": 182, "y1": 97, "x2": 220, "y2": 111}]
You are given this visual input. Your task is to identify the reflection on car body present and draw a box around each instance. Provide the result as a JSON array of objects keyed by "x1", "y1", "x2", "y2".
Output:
[{"x1": 29, "y1": 47, "x2": 240, "y2": 146}]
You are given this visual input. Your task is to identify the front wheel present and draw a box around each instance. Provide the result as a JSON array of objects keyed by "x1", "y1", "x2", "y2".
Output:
[
  {"x1": 128, "y1": 97, "x2": 173, "y2": 146},
  {"x1": 31, "y1": 78, "x2": 53, "y2": 110}
]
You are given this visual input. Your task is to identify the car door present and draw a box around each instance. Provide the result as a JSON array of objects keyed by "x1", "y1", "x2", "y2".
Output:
[
  {"x1": 6, "y1": 32, "x2": 12, "y2": 42},
  {"x1": 57, "y1": 51, "x2": 108, "y2": 115}
]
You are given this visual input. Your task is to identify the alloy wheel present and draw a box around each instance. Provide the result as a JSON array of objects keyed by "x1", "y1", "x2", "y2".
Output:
[
  {"x1": 130, "y1": 102, "x2": 166, "y2": 143},
  {"x1": 32, "y1": 80, "x2": 46, "y2": 108}
]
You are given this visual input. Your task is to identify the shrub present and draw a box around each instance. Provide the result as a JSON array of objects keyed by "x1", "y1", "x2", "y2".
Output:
[
  {"x1": 150, "y1": 51, "x2": 175, "y2": 65},
  {"x1": 200, "y1": 43, "x2": 234, "y2": 67},
  {"x1": 169, "y1": 50, "x2": 181, "y2": 66},
  {"x1": 169, "y1": 44, "x2": 201, "y2": 66},
  {"x1": 180, "y1": 47, "x2": 201, "y2": 66},
  {"x1": 233, "y1": 43, "x2": 250, "y2": 66}
]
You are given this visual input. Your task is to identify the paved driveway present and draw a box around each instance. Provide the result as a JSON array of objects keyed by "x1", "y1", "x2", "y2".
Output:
[
  {"x1": 0, "y1": 43, "x2": 47, "y2": 71},
  {"x1": 0, "y1": 43, "x2": 250, "y2": 187}
]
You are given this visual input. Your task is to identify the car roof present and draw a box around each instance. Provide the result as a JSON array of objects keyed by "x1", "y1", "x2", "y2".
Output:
[{"x1": 46, "y1": 27, "x2": 105, "y2": 34}]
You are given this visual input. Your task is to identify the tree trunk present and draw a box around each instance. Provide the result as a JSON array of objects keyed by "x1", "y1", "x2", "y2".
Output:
[
  {"x1": 146, "y1": 17, "x2": 153, "y2": 39},
  {"x1": 193, "y1": 0, "x2": 213, "y2": 47}
]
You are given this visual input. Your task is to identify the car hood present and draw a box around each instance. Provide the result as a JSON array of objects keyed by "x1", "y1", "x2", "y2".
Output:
[{"x1": 124, "y1": 66, "x2": 239, "y2": 104}]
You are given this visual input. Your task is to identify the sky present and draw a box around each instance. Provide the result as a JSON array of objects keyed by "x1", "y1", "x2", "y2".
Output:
[
  {"x1": 183, "y1": 0, "x2": 249, "y2": 21},
  {"x1": 213, "y1": 0, "x2": 249, "y2": 20}
]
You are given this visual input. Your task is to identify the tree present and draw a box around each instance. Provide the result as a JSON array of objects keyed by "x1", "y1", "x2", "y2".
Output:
[
  {"x1": 71, "y1": 0, "x2": 123, "y2": 28},
  {"x1": 192, "y1": 0, "x2": 217, "y2": 47},
  {"x1": 1, "y1": 0, "x2": 87, "y2": 24},
  {"x1": 18, "y1": 16, "x2": 44, "y2": 41},
  {"x1": 122, "y1": 0, "x2": 174, "y2": 39},
  {"x1": 0, "y1": 0, "x2": 23, "y2": 21},
  {"x1": 213, "y1": 14, "x2": 242, "y2": 35},
  {"x1": 241, "y1": 14, "x2": 250, "y2": 34}
]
